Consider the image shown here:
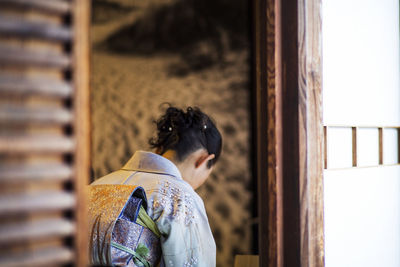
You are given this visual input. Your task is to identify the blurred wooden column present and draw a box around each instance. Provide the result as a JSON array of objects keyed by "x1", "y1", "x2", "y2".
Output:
[
  {"x1": 253, "y1": 0, "x2": 324, "y2": 266},
  {"x1": 235, "y1": 255, "x2": 260, "y2": 267},
  {"x1": 0, "y1": 0, "x2": 90, "y2": 266}
]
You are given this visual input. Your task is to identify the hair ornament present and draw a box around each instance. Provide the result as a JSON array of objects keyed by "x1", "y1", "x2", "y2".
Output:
[
  {"x1": 203, "y1": 124, "x2": 207, "y2": 130},
  {"x1": 168, "y1": 126, "x2": 173, "y2": 132}
]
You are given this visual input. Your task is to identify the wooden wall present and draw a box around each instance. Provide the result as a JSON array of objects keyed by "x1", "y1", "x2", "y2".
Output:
[
  {"x1": 0, "y1": 1, "x2": 90, "y2": 266},
  {"x1": 254, "y1": 0, "x2": 324, "y2": 266}
]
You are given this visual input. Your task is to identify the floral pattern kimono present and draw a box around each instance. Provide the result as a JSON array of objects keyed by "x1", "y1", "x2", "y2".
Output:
[{"x1": 91, "y1": 151, "x2": 216, "y2": 267}]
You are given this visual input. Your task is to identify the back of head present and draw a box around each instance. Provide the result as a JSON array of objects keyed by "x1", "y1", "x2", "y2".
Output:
[{"x1": 149, "y1": 105, "x2": 222, "y2": 168}]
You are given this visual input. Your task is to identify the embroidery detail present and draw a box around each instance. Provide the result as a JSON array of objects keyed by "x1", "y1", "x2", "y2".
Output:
[
  {"x1": 183, "y1": 256, "x2": 198, "y2": 267},
  {"x1": 152, "y1": 181, "x2": 195, "y2": 225}
]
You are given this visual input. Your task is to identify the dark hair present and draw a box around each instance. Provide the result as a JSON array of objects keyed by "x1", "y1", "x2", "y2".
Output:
[{"x1": 149, "y1": 105, "x2": 222, "y2": 168}]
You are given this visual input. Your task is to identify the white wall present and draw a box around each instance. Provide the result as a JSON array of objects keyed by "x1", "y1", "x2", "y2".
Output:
[
  {"x1": 323, "y1": 0, "x2": 400, "y2": 266},
  {"x1": 323, "y1": 0, "x2": 400, "y2": 126}
]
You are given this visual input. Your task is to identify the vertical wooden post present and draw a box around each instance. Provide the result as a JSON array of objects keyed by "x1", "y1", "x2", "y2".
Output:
[
  {"x1": 378, "y1": 127, "x2": 383, "y2": 165},
  {"x1": 254, "y1": 0, "x2": 284, "y2": 265},
  {"x1": 279, "y1": 0, "x2": 301, "y2": 265},
  {"x1": 352, "y1": 127, "x2": 357, "y2": 167},
  {"x1": 254, "y1": 0, "x2": 269, "y2": 263},
  {"x1": 297, "y1": 0, "x2": 324, "y2": 266},
  {"x1": 254, "y1": 0, "x2": 324, "y2": 266},
  {"x1": 73, "y1": 0, "x2": 90, "y2": 266},
  {"x1": 398, "y1": 128, "x2": 400, "y2": 164},
  {"x1": 324, "y1": 126, "x2": 328, "y2": 169}
]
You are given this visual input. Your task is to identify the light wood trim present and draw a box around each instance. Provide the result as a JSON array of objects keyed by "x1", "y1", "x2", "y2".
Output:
[
  {"x1": 0, "y1": 44, "x2": 71, "y2": 68},
  {"x1": 398, "y1": 128, "x2": 400, "y2": 164},
  {"x1": 0, "y1": 247, "x2": 74, "y2": 267},
  {"x1": 324, "y1": 164, "x2": 400, "y2": 171},
  {"x1": 298, "y1": 0, "x2": 324, "y2": 266},
  {"x1": 0, "y1": 75, "x2": 73, "y2": 98},
  {"x1": 0, "y1": 163, "x2": 72, "y2": 183},
  {"x1": 324, "y1": 126, "x2": 328, "y2": 169},
  {"x1": 326, "y1": 125, "x2": 400, "y2": 129},
  {"x1": 378, "y1": 127, "x2": 383, "y2": 165},
  {"x1": 0, "y1": 15, "x2": 72, "y2": 42},
  {"x1": 0, "y1": 218, "x2": 75, "y2": 244},
  {"x1": 0, "y1": 191, "x2": 76, "y2": 215},
  {"x1": 352, "y1": 127, "x2": 357, "y2": 167},
  {"x1": 0, "y1": 135, "x2": 75, "y2": 154},
  {"x1": 72, "y1": 0, "x2": 90, "y2": 266},
  {"x1": 0, "y1": 0, "x2": 71, "y2": 14},
  {"x1": 0, "y1": 105, "x2": 73, "y2": 125}
]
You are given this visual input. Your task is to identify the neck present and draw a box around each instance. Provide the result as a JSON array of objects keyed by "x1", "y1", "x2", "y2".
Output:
[{"x1": 160, "y1": 150, "x2": 197, "y2": 189}]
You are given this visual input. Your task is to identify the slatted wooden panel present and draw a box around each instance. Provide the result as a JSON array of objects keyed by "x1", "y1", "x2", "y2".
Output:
[{"x1": 0, "y1": 1, "x2": 90, "y2": 266}]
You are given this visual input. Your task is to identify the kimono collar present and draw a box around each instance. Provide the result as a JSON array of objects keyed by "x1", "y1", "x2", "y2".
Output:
[{"x1": 122, "y1": 151, "x2": 182, "y2": 179}]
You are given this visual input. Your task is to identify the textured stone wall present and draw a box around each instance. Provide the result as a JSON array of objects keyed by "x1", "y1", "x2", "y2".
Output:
[{"x1": 90, "y1": 1, "x2": 254, "y2": 266}]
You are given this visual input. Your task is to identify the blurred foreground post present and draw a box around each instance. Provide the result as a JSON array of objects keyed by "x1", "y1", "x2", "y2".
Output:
[
  {"x1": 0, "y1": 0, "x2": 90, "y2": 266},
  {"x1": 235, "y1": 255, "x2": 260, "y2": 267}
]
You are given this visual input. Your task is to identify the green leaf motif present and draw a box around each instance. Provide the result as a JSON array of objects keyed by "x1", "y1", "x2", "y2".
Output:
[{"x1": 136, "y1": 243, "x2": 150, "y2": 259}]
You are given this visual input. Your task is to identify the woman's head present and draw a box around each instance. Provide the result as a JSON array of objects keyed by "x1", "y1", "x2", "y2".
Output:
[{"x1": 149, "y1": 105, "x2": 222, "y2": 169}]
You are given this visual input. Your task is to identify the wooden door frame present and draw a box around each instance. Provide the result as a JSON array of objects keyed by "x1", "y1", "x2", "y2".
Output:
[
  {"x1": 73, "y1": 0, "x2": 91, "y2": 265},
  {"x1": 253, "y1": 0, "x2": 324, "y2": 266}
]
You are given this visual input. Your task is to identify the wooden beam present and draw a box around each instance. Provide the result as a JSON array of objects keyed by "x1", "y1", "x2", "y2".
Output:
[
  {"x1": 255, "y1": 0, "x2": 324, "y2": 266},
  {"x1": 0, "y1": 0, "x2": 71, "y2": 15},
  {"x1": 379, "y1": 127, "x2": 383, "y2": 165},
  {"x1": 254, "y1": 0, "x2": 282, "y2": 265},
  {"x1": 0, "y1": 15, "x2": 72, "y2": 42},
  {"x1": 398, "y1": 128, "x2": 400, "y2": 164},
  {"x1": 279, "y1": 0, "x2": 301, "y2": 265},
  {"x1": 352, "y1": 127, "x2": 357, "y2": 167},
  {"x1": 324, "y1": 126, "x2": 328, "y2": 169},
  {"x1": 0, "y1": 135, "x2": 75, "y2": 154},
  {"x1": 0, "y1": 75, "x2": 73, "y2": 98},
  {"x1": 0, "y1": 247, "x2": 74, "y2": 267},
  {"x1": 254, "y1": 0, "x2": 270, "y2": 263},
  {"x1": 72, "y1": 0, "x2": 90, "y2": 266},
  {"x1": 0, "y1": 105, "x2": 73, "y2": 125},
  {"x1": 298, "y1": 0, "x2": 324, "y2": 266},
  {"x1": 0, "y1": 218, "x2": 75, "y2": 244},
  {"x1": 0, "y1": 44, "x2": 71, "y2": 69},
  {"x1": 0, "y1": 163, "x2": 72, "y2": 183},
  {"x1": 0, "y1": 191, "x2": 76, "y2": 215},
  {"x1": 273, "y1": 0, "x2": 324, "y2": 265}
]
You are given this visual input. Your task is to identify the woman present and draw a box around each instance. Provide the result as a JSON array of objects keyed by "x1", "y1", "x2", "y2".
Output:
[{"x1": 90, "y1": 105, "x2": 222, "y2": 267}]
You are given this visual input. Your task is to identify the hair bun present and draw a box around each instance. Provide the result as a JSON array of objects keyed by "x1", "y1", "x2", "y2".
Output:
[
  {"x1": 149, "y1": 104, "x2": 222, "y2": 167},
  {"x1": 156, "y1": 107, "x2": 175, "y2": 133},
  {"x1": 185, "y1": 107, "x2": 195, "y2": 127}
]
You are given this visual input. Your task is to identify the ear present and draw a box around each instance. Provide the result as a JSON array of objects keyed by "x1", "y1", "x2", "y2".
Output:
[{"x1": 195, "y1": 153, "x2": 215, "y2": 168}]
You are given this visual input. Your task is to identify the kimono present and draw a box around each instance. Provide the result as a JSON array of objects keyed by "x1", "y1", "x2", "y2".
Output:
[{"x1": 91, "y1": 151, "x2": 216, "y2": 267}]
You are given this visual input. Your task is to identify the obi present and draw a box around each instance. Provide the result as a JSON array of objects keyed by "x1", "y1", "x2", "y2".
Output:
[{"x1": 88, "y1": 184, "x2": 161, "y2": 266}]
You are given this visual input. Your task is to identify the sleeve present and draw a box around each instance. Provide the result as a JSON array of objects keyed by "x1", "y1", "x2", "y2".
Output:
[{"x1": 150, "y1": 182, "x2": 216, "y2": 267}]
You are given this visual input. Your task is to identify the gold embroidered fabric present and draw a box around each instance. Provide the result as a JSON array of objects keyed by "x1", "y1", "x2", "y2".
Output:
[
  {"x1": 89, "y1": 184, "x2": 139, "y2": 265},
  {"x1": 88, "y1": 184, "x2": 161, "y2": 266}
]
